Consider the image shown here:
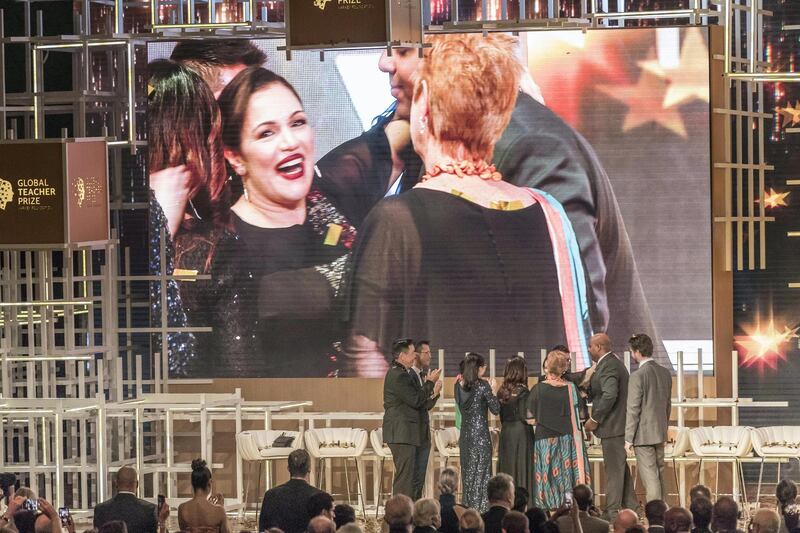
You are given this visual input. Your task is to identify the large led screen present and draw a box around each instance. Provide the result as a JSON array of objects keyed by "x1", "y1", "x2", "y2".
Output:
[{"x1": 147, "y1": 27, "x2": 713, "y2": 378}]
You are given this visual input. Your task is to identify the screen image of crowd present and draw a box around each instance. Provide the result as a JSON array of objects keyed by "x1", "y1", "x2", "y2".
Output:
[{"x1": 147, "y1": 28, "x2": 713, "y2": 379}]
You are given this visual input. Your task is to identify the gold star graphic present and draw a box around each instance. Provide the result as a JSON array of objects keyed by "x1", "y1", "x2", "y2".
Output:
[
  {"x1": 639, "y1": 27, "x2": 710, "y2": 108},
  {"x1": 757, "y1": 188, "x2": 790, "y2": 208},
  {"x1": 598, "y1": 67, "x2": 688, "y2": 138},
  {"x1": 776, "y1": 101, "x2": 800, "y2": 128}
]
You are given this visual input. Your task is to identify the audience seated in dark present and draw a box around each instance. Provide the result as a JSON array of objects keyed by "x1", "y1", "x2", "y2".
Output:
[
  {"x1": 413, "y1": 498, "x2": 441, "y2": 533},
  {"x1": 308, "y1": 492, "x2": 335, "y2": 521},
  {"x1": 664, "y1": 507, "x2": 692, "y2": 533},
  {"x1": 555, "y1": 485, "x2": 609, "y2": 533},
  {"x1": 94, "y1": 467, "x2": 167, "y2": 533},
  {"x1": 777, "y1": 480, "x2": 798, "y2": 533},
  {"x1": 460, "y1": 509, "x2": 486, "y2": 533},
  {"x1": 626, "y1": 526, "x2": 647, "y2": 533},
  {"x1": 502, "y1": 511, "x2": 530, "y2": 533},
  {"x1": 333, "y1": 504, "x2": 355, "y2": 530},
  {"x1": 645, "y1": 500, "x2": 668, "y2": 533},
  {"x1": 483, "y1": 474, "x2": 515, "y2": 533},
  {"x1": 525, "y1": 507, "x2": 548, "y2": 533},
  {"x1": 337, "y1": 524, "x2": 364, "y2": 533},
  {"x1": 439, "y1": 468, "x2": 466, "y2": 533},
  {"x1": 385, "y1": 494, "x2": 415, "y2": 533},
  {"x1": 514, "y1": 488, "x2": 530, "y2": 513},
  {"x1": 98, "y1": 521, "x2": 128, "y2": 533},
  {"x1": 689, "y1": 485, "x2": 711, "y2": 502},
  {"x1": 613, "y1": 510, "x2": 639, "y2": 533},
  {"x1": 690, "y1": 497, "x2": 712, "y2": 533},
  {"x1": 782, "y1": 503, "x2": 800, "y2": 533},
  {"x1": 259, "y1": 450, "x2": 320, "y2": 533},
  {"x1": 307, "y1": 516, "x2": 336, "y2": 533},
  {"x1": 712, "y1": 497, "x2": 743, "y2": 533},
  {"x1": 752, "y1": 508, "x2": 781, "y2": 533}
]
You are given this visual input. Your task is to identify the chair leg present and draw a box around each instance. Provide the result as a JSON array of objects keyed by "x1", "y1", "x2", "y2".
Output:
[
  {"x1": 756, "y1": 458, "x2": 765, "y2": 506},
  {"x1": 376, "y1": 458, "x2": 384, "y2": 520},
  {"x1": 714, "y1": 461, "x2": 720, "y2": 499},
  {"x1": 671, "y1": 457, "x2": 679, "y2": 506},
  {"x1": 345, "y1": 457, "x2": 353, "y2": 504},
  {"x1": 255, "y1": 460, "x2": 264, "y2": 526},
  {"x1": 355, "y1": 458, "x2": 367, "y2": 520}
]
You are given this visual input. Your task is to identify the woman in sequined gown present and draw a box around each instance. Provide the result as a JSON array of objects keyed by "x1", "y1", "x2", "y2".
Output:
[{"x1": 455, "y1": 352, "x2": 501, "y2": 512}]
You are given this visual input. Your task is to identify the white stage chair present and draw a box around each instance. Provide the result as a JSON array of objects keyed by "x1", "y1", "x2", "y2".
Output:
[
  {"x1": 664, "y1": 426, "x2": 691, "y2": 504},
  {"x1": 370, "y1": 428, "x2": 392, "y2": 518},
  {"x1": 434, "y1": 427, "x2": 460, "y2": 466},
  {"x1": 751, "y1": 426, "x2": 800, "y2": 503},
  {"x1": 236, "y1": 430, "x2": 303, "y2": 519},
  {"x1": 689, "y1": 426, "x2": 753, "y2": 504},
  {"x1": 305, "y1": 428, "x2": 368, "y2": 515}
]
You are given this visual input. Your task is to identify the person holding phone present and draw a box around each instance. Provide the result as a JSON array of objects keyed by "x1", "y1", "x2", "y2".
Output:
[
  {"x1": 555, "y1": 485, "x2": 610, "y2": 533},
  {"x1": 94, "y1": 466, "x2": 169, "y2": 533}
]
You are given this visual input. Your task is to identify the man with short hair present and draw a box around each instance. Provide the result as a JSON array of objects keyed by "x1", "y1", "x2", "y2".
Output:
[
  {"x1": 93, "y1": 466, "x2": 168, "y2": 533},
  {"x1": 712, "y1": 497, "x2": 744, "y2": 533},
  {"x1": 482, "y1": 474, "x2": 515, "y2": 533},
  {"x1": 333, "y1": 504, "x2": 356, "y2": 529},
  {"x1": 584, "y1": 333, "x2": 637, "y2": 519},
  {"x1": 307, "y1": 492, "x2": 335, "y2": 521},
  {"x1": 689, "y1": 485, "x2": 712, "y2": 502},
  {"x1": 614, "y1": 510, "x2": 640, "y2": 533},
  {"x1": 384, "y1": 494, "x2": 415, "y2": 533},
  {"x1": 170, "y1": 40, "x2": 267, "y2": 98},
  {"x1": 555, "y1": 485, "x2": 610, "y2": 533},
  {"x1": 664, "y1": 507, "x2": 693, "y2": 533},
  {"x1": 690, "y1": 497, "x2": 713, "y2": 533},
  {"x1": 410, "y1": 340, "x2": 439, "y2": 500},
  {"x1": 259, "y1": 449, "x2": 321, "y2": 533},
  {"x1": 383, "y1": 339, "x2": 442, "y2": 497},
  {"x1": 752, "y1": 509, "x2": 781, "y2": 533},
  {"x1": 307, "y1": 516, "x2": 337, "y2": 533},
  {"x1": 502, "y1": 511, "x2": 530, "y2": 533},
  {"x1": 625, "y1": 333, "x2": 672, "y2": 503},
  {"x1": 644, "y1": 500, "x2": 668, "y2": 533}
]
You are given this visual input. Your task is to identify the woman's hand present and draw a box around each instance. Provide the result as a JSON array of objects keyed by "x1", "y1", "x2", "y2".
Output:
[{"x1": 150, "y1": 164, "x2": 193, "y2": 239}]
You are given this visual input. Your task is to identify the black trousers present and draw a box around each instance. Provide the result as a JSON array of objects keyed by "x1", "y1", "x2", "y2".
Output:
[
  {"x1": 388, "y1": 443, "x2": 417, "y2": 498},
  {"x1": 412, "y1": 442, "x2": 431, "y2": 500}
]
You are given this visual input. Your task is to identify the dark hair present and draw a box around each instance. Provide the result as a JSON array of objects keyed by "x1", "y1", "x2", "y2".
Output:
[
  {"x1": 513, "y1": 486, "x2": 529, "y2": 512},
  {"x1": 539, "y1": 521, "x2": 560, "y2": 533},
  {"x1": 392, "y1": 339, "x2": 414, "y2": 359},
  {"x1": 778, "y1": 479, "x2": 798, "y2": 507},
  {"x1": 645, "y1": 500, "x2": 668, "y2": 526},
  {"x1": 784, "y1": 504, "x2": 800, "y2": 531},
  {"x1": 171, "y1": 40, "x2": 266, "y2": 68},
  {"x1": 525, "y1": 508, "x2": 547, "y2": 533},
  {"x1": 217, "y1": 67, "x2": 302, "y2": 153},
  {"x1": 712, "y1": 496, "x2": 739, "y2": 532},
  {"x1": 664, "y1": 507, "x2": 693, "y2": 533},
  {"x1": 288, "y1": 449, "x2": 311, "y2": 477},
  {"x1": 11, "y1": 510, "x2": 36, "y2": 533},
  {"x1": 690, "y1": 497, "x2": 713, "y2": 529},
  {"x1": 625, "y1": 527, "x2": 646, "y2": 533},
  {"x1": 502, "y1": 511, "x2": 529, "y2": 533},
  {"x1": 629, "y1": 333, "x2": 654, "y2": 358},
  {"x1": 689, "y1": 484, "x2": 711, "y2": 501},
  {"x1": 98, "y1": 522, "x2": 128, "y2": 533},
  {"x1": 418, "y1": 340, "x2": 430, "y2": 349},
  {"x1": 334, "y1": 504, "x2": 356, "y2": 529},
  {"x1": 147, "y1": 59, "x2": 230, "y2": 224},
  {"x1": 307, "y1": 491, "x2": 334, "y2": 517},
  {"x1": 487, "y1": 473, "x2": 513, "y2": 503},
  {"x1": 498, "y1": 356, "x2": 528, "y2": 404},
  {"x1": 191, "y1": 458, "x2": 212, "y2": 491},
  {"x1": 459, "y1": 358, "x2": 466, "y2": 375},
  {"x1": 573, "y1": 484, "x2": 593, "y2": 511},
  {"x1": 550, "y1": 345, "x2": 569, "y2": 353},
  {"x1": 462, "y1": 352, "x2": 486, "y2": 392}
]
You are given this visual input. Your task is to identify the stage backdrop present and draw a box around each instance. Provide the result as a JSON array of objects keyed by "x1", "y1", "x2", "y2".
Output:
[{"x1": 147, "y1": 27, "x2": 713, "y2": 378}]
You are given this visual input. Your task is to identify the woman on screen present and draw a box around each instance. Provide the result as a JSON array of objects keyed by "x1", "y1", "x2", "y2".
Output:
[
  {"x1": 175, "y1": 67, "x2": 356, "y2": 377},
  {"x1": 344, "y1": 33, "x2": 593, "y2": 377}
]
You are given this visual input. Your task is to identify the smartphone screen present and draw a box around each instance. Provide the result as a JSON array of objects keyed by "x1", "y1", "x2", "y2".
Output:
[
  {"x1": 58, "y1": 507, "x2": 70, "y2": 526},
  {"x1": 157, "y1": 494, "x2": 165, "y2": 511}
]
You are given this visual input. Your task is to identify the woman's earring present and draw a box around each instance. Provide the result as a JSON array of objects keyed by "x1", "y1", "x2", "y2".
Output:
[
  {"x1": 243, "y1": 186, "x2": 250, "y2": 202},
  {"x1": 418, "y1": 116, "x2": 428, "y2": 136}
]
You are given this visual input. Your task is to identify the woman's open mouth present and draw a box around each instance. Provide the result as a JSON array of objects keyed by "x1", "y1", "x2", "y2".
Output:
[{"x1": 276, "y1": 154, "x2": 305, "y2": 180}]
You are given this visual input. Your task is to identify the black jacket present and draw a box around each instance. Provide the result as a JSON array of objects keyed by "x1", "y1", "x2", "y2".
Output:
[
  {"x1": 258, "y1": 478, "x2": 321, "y2": 533},
  {"x1": 482, "y1": 506, "x2": 509, "y2": 533},
  {"x1": 93, "y1": 493, "x2": 158, "y2": 533}
]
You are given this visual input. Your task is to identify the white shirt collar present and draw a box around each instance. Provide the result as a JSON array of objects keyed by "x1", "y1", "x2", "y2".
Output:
[
  {"x1": 411, "y1": 365, "x2": 422, "y2": 375},
  {"x1": 639, "y1": 358, "x2": 655, "y2": 366},
  {"x1": 117, "y1": 491, "x2": 137, "y2": 496},
  {"x1": 598, "y1": 351, "x2": 614, "y2": 364}
]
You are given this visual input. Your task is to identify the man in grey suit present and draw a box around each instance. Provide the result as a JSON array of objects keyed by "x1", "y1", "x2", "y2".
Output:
[
  {"x1": 583, "y1": 333, "x2": 637, "y2": 520},
  {"x1": 555, "y1": 484, "x2": 610, "y2": 533},
  {"x1": 383, "y1": 339, "x2": 442, "y2": 497},
  {"x1": 625, "y1": 333, "x2": 673, "y2": 503}
]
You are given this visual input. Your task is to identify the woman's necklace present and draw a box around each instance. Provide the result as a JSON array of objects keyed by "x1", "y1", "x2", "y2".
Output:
[{"x1": 421, "y1": 159, "x2": 502, "y2": 182}]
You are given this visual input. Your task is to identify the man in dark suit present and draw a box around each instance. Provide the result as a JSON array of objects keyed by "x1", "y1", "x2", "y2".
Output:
[
  {"x1": 409, "y1": 340, "x2": 440, "y2": 500},
  {"x1": 384, "y1": 339, "x2": 442, "y2": 498},
  {"x1": 625, "y1": 333, "x2": 673, "y2": 503},
  {"x1": 482, "y1": 474, "x2": 514, "y2": 533},
  {"x1": 259, "y1": 449, "x2": 320, "y2": 533},
  {"x1": 93, "y1": 466, "x2": 168, "y2": 533},
  {"x1": 316, "y1": 43, "x2": 668, "y2": 367},
  {"x1": 555, "y1": 484, "x2": 610, "y2": 533},
  {"x1": 644, "y1": 499, "x2": 668, "y2": 533},
  {"x1": 583, "y1": 333, "x2": 637, "y2": 520}
]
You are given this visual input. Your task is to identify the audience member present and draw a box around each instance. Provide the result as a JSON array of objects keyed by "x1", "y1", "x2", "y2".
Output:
[
  {"x1": 626, "y1": 526, "x2": 647, "y2": 533},
  {"x1": 614, "y1": 510, "x2": 640, "y2": 533},
  {"x1": 308, "y1": 492, "x2": 335, "y2": 521},
  {"x1": 690, "y1": 497, "x2": 712, "y2": 533},
  {"x1": 413, "y1": 498, "x2": 442, "y2": 533},
  {"x1": 689, "y1": 486, "x2": 712, "y2": 502},
  {"x1": 308, "y1": 516, "x2": 336, "y2": 533},
  {"x1": 502, "y1": 511, "x2": 530, "y2": 533},
  {"x1": 514, "y1": 488, "x2": 530, "y2": 513},
  {"x1": 97, "y1": 522, "x2": 128, "y2": 533},
  {"x1": 334, "y1": 504, "x2": 355, "y2": 530},
  {"x1": 483, "y1": 474, "x2": 515, "y2": 533},
  {"x1": 259, "y1": 449, "x2": 320, "y2": 533},
  {"x1": 338, "y1": 524, "x2": 364, "y2": 533},
  {"x1": 177, "y1": 458, "x2": 230, "y2": 533},
  {"x1": 555, "y1": 485, "x2": 610, "y2": 533},
  {"x1": 385, "y1": 494, "x2": 415, "y2": 533},
  {"x1": 782, "y1": 504, "x2": 800, "y2": 533},
  {"x1": 460, "y1": 509, "x2": 486, "y2": 533},
  {"x1": 778, "y1": 481, "x2": 798, "y2": 533},
  {"x1": 712, "y1": 497, "x2": 742, "y2": 533},
  {"x1": 439, "y1": 468, "x2": 465, "y2": 533},
  {"x1": 645, "y1": 500, "x2": 668, "y2": 533},
  {"x1": 664, "y1": 507, "x2": 692, "y2": 533},
  {"x1": 269, "y1": 528, "x2": 286, "y2": 533},
  {"x1": 752, "y1": 509, "x2": 781, "y2": 533},
  {"x1": 525, "y1": 508, "x2": 548, "y2": 533},
  {"x1": 93, "y1": 467, "x2": 167, "y2": 533}
]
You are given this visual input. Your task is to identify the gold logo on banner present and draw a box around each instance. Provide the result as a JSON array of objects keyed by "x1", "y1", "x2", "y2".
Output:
[
  {"x1": 0, "y1": 178, "x2": 13, "y2": 210},
  {"x1": 72, "y1": 176, "x2": 102, "y2": 208},
  {"x1": 313, "y1": 0, "x2": 332, "y2": 10}
]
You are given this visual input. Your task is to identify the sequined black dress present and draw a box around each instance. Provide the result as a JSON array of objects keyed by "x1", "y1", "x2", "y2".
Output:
[
  {"x1": 174, "y1": 187, "x2": 356, "y2": 377},
  {"x1": 455, "y1": 379, "x2": 501, "y2": 512}
]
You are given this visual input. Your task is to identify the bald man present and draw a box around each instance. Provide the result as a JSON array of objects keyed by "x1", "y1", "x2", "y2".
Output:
[
  {"x1": 584, "y1": 333, "x2": 636, "y2": 519},
  {"x1": 613, "y1": 510, "x2": 640, "y2": 533},
  {"x1": 93, "y1": 466, "x2": 168, "y2": 533}
]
